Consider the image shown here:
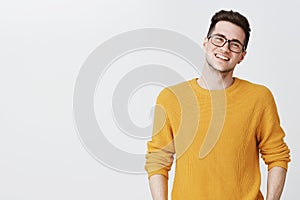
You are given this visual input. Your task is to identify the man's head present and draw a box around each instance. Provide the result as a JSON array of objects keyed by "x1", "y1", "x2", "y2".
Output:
[
  {"x1": 207, "y1": 10, "x2": 251, "y2": 50},
  {"x1": 203, "y1": 10, "x2": 251, "y2": 74}
]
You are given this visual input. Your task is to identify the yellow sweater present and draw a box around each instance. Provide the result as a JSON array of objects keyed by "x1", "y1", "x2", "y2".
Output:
[{"x1": 145, "y1": 77, "x2": 290, "y2": 200}]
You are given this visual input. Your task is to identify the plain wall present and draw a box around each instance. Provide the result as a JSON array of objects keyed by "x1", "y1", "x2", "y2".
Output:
[{"x1": 0, "y1": 0, "x2": 299, "y2": 199}]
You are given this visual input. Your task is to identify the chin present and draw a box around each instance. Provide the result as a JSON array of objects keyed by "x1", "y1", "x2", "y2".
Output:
[{"x1": 206, "y1": 57, "x2": 234, "y2": 73}]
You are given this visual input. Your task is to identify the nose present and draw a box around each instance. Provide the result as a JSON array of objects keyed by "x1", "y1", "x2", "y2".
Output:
[{"x1": 219, "y1": 41, "x2": 230, "y2": 52}]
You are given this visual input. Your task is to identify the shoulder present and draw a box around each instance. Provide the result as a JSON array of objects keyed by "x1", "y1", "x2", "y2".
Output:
[
  {"x1": 237, "y1": 78, "x2": 274, "y2": 100},
  {"x1": 157, "y1": 79, "x2": 196, "y2": 104},
  {"x1": 158, "y1": 79, "x2": 194, "y2": 96}
]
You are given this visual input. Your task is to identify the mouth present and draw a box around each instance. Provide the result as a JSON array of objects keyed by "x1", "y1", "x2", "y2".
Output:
[{"x1": 215, "y1": 53, "x2": 230, "y2": 61}]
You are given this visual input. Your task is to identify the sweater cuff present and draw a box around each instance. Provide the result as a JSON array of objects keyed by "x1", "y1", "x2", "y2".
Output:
[
  {"x1": 148, "y1": 169, "x2": 169, "y2": 180},
  {"x1": 268, "y1": 161, "x2": 288, "y2": 171}
]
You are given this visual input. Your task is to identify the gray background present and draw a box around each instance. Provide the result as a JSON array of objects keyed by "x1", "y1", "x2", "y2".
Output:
[{"x1": 0, "y1": 0, "x2": 299, "y2": 199}]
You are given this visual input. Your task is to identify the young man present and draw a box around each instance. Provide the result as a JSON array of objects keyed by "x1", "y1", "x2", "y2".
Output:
[{"x1": 145, "y1": 10, "x2": 291, "y2": 200}]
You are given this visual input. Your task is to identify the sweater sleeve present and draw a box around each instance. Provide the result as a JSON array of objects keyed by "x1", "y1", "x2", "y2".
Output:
[
  {"x1": 257, "y1": 88, "x2": 291, "y2": 171},
  {"x1": 144, "y1": 88, "x2": 175, "y2": 179}
]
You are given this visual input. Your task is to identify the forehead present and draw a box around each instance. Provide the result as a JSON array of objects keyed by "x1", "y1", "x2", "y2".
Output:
[{"x1": 212, "y1": 21, "x2": 245, "y2": 42}]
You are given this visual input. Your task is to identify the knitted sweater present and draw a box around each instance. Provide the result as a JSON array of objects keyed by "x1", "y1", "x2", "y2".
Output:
[{"x1": 145, "y1": 77, "x2": 291, "y2": 200}]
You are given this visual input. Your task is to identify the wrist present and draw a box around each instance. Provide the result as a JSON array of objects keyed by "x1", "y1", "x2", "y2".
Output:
[{"x1": 266, "y1": 194, "x2": 280, "y2": 200}]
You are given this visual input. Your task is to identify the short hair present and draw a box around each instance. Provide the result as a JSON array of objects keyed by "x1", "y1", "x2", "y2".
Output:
[{"x1": 207, "y1": 10, "x2": 251, "y2": 50}]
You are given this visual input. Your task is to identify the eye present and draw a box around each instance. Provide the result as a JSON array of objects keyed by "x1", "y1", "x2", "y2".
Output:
[
  {"x1": 215, "y1": 36, "x2": 224, "y2": 43},
  {"x1": 231, "y1": 43, "x2": 240, "y2": 47},
  {"x1": 230, "y1": 42, "x2": 242, "y2": 50},
  {"x1": 212, "y1": 36, "x2": 225, "y2": 45}
]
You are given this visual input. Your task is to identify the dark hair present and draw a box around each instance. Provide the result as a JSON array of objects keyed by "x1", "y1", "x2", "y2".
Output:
[{"x1": 207, "y1": 10, "x2": 251, "y2": 50}]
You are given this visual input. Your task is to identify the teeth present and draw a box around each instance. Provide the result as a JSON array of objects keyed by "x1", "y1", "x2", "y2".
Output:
[{"x1": 216, "y1": 54, "x2": 229, "y2": 61}]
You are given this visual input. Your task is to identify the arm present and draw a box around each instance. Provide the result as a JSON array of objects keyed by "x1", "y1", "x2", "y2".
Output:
[
  {"x1": 145, "y1": 88, "x2": 175, "y2": 199},
  {"x1": 149, "y1": 174, "x2": 168, "y2": 200},
  {"x1": 256, "y1": 88, "x2": 291, "y2": 199},
  {"x1": 266, "y1": 166, "x2": 287, "y2": 200}
]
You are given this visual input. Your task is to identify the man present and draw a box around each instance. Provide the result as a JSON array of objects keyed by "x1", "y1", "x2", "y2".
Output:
[{"x1": 145, "y1": 10, "x2": 291, "y2": 200}]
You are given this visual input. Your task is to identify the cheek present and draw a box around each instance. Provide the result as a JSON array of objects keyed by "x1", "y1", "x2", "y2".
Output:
[
  {"x1": 205, "y1": 44, "x2": 216, "y2": 54},
  {"x1": 231, "y1": 55, "x2": 243, "y2": 63}
]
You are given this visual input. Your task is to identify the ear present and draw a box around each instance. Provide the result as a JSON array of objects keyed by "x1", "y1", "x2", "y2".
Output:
[
  {"x1": 203, "y1": 37, "x2": 208, "y2": 47},
  {"x1": 238, "y1": 50, "x2": 247, "y2": 64},
  {"x1": 203, "y1": 37, "x2": 208, "y2": 51}
]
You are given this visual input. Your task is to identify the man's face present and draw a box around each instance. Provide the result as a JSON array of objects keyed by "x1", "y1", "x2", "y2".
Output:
[{"x1": 203, "y1": 20, "x2": 247, "y2": 73}]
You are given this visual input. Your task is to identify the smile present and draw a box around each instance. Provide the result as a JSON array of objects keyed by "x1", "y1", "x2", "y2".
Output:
[{"x1": 215, "y1": 53, "x2": 230, "y2": 61}]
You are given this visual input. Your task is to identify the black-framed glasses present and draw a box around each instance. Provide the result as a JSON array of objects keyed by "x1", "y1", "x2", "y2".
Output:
[{"x1": 208, "y1": 34, "x2": 245, "y2": 53}]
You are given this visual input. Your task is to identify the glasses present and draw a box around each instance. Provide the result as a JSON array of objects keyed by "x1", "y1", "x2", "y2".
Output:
[{"x1": 208, "y1": 34, "x2": 245, "y2": 53}]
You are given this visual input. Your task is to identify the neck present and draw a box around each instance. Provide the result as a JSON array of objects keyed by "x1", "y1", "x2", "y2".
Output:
[{"x1": 197, "y1": 64, "x2": 235, "y2": 90}]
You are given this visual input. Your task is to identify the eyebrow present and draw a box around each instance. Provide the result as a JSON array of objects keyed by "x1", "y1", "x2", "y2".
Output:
[{"x1": 213, "y1": 33, "x2": 244, "y2": 45}]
